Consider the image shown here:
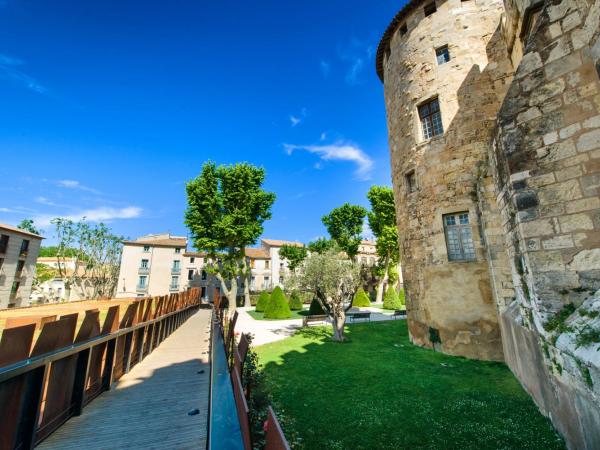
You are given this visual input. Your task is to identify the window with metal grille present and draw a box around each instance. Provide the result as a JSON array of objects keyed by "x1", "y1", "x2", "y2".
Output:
[
  {"x1": 436, "y1": 45, "x2": 450, "y2": 65},
  {"x1": 418, "y1": 98, "x2": 443, "y2": 139},
  {"x1": 443, "y1": 212, "x2": 476, "y2": 261}
]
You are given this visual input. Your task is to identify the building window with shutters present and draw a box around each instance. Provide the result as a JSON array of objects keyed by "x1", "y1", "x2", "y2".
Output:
[
  {"x1": 443, "y1": 212, "x2": 476, "y2": 261},
  {"x1": 418, "y1": 98, "x2": 443, "y2": 140}
]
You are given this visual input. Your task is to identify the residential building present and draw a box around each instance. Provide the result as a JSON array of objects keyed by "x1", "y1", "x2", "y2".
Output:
[
  {"x1": 376, "y1": 0, "x2": 600, "y2": 445},
  {"x1": 116, "y1": 234, "x2": 303, "y2": 300},
  {"x1": 116, "y1": 233, "x2": 187, "y2": 298},
  {"x1": 0, "y1": 223, "x2": 43, "y2": 309},
  {"x1": 31, "y1": 257, "x2": 93, "y2": 303}
]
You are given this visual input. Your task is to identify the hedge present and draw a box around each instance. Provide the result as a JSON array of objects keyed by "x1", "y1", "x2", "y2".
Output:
[
  {"x1": 383, "y1": 287, "x2": 403, "y2": 310},
  {"x1": 309, "y1": 298, "x2": 328, "y2": 315},
  {"x1": 264, "y1": 286, "x2": 292, "y2": 319},
  {"x1": 288, "y1": 291, "x2": 303, "y2": 311},
  {"x1": 255, "y1": 291, "x2": 271, "y2": 312},
  {"x1": 352, "y1": 288, "x2": 371, "y2": 307}
]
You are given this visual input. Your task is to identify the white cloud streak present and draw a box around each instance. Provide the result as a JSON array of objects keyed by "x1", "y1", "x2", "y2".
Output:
[
  {"x1": 56, "y1": 179, "x2": 101, "y2": 194},
  {"x1": 33, "y1": 206, "x2": 142, "y2": 227},
  {"x1": 320, "y1": 60, "x2": 330, "y2": 77},
  {"x1": 0, "y1": 53, "x2": 46, "y2": 93},
  {"x1": 284, "y1": 141, "x2": 374, "y2": 180},
  {"x1": 289, "y1": 115, "x2": 301, "y2": 127}
]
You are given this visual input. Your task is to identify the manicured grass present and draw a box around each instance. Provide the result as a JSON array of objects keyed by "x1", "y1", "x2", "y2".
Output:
[
  {"x1": 256, "y1": 321, "x2": 564, "y2": 450},
  {"x1": 247, "y1": 309, "x2": 310, "y2": 321}
]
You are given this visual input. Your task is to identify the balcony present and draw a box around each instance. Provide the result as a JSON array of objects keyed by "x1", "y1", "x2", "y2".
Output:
[
  {"x1": 138, "y1": 267, "x2": 150, "y2": 275},
  {"x1": 136, "y1": 284, "x2": 148, "y2": 292},
  {"x1": 171, "y1": 267, "x2": 181, "y2": 275},
  {"x1": 169, "y1": 284, "x2": 179, "y2": 291}
]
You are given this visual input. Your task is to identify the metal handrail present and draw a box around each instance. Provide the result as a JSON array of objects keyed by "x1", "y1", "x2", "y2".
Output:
[{"x1": 0, "y1": 305, "x2": 197, "y2": 383}]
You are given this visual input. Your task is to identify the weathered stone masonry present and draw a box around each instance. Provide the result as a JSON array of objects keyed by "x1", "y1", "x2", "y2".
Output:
[{"x1": 377, "y1": 0, "x2": 600, "y2": 448}]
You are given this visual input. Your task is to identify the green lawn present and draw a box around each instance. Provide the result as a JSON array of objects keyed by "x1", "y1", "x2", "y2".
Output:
[
  {"x1": 256, "y1": 321, "x2": 564, "y2": 450},
  {"x1": 247, "y1": 309, "x2": 310, "y2": 321}
]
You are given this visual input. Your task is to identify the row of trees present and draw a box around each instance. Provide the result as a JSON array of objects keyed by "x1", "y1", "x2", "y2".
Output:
[
  {"x1": 19, "y1": 218, "x2": 123, "y2": 301},
  {"x1": 184, "y1": 161, "x2": 401, "y2": 341}
]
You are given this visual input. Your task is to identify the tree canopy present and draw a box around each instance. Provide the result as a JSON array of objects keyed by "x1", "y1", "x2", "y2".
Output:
[
  {"x1": 322, "y1": 203, "x2": 367, "y2": 259},
  {"x1": 185, "y1": 161, "x2": 275, "y2": 307},
  {"x1": 17, "y1": 219, "x2": 42, "y2": 235},
  {"x1": 367, "y1": 186, "x2": 399, "y2": 264},
  {"x1": 307, "y1": 237, "x2": 336, "y2": 255},
  {"x1": 279, "y1": 244, "x2": 307, "y2": 272}
]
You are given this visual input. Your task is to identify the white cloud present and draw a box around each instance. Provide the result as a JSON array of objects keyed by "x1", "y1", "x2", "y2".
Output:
[
  {"x1": 320, "y1": 132, "x2": 327, "y2": 141},
  {"x1": 338, "y1": 38, "x2": 374, "y2": 86},
  {"x1": 34, "y1": 206, "x2": 142, "y2": 227},
  {"x1": 346, "y1": 58, "x2": 364, "y2": 85},
  {"x1": 0, "y1": 53, "x2": 46, "y2": 93},
  {"x1": 289, "y1": 108, "x2": 307, "y2": 127},
  {"x1": 320, "y1": 60, "x2": 330, "y2": 77},
  {"x1": 35, "y1": 196, "x2": 55, "y2": 206},
  {"x1": 284, "y1": 141, "x2": 374, "y2": 180},
  {"x1": 56, "y1": 179, "x2": 101, "y2": 194}
]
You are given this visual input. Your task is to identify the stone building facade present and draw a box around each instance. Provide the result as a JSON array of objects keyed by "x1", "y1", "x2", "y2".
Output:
[{"x1": 377, "y1": 0, "x2": 600, "y2": 447}]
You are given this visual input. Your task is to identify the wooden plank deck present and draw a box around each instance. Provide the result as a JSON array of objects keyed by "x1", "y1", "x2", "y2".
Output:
[{"x1": 38, "y1": 309, "x2": 212, "y2": 450}]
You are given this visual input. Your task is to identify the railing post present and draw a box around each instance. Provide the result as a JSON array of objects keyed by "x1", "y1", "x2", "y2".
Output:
[
  {"x1": 137, "y1": 327, "x2": 146, "y2": 363},
  {"x1": 124, "y1": 331, "x2": 134, "y2": 374},
  {"x1": 72, "y1": 347, "x2": 92, "y2": 416},
  {"x1": 19, "y1": 364, "x2": 47, "y2": 450},
  {"x1": 102, "y1": 338, "x2": 117, "y2": 390}
]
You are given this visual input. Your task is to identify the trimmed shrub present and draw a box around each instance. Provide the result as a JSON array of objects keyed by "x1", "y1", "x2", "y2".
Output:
[
  {"x1": 309, "y1": 298, "x2": 328, "y2": 315},
  {"x1": 352, "y1": 288, "x2": 371, "y2": 307},
  {"x1": 264, "y1": 287, "x2": 292, "y2": 319},
  {"x1": 383, "y1": 287, "x2": 403, "y2": 310},
  {"x1": 255, "y1": 291, "x2": 271, "y2": 312},
  {"x1": 398, "y1": 288, "x2": 406, "y2": 307},
  {"x1": 288, "y1": 291, "x2": 303, "y2": 311}
]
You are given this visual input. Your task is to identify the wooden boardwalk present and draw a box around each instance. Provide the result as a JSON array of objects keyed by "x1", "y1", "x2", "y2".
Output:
[{"x1": 38, "y1": 309, "x2": 212, "y2": 450}]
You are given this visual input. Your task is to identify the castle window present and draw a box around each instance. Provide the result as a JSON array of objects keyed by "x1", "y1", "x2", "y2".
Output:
[
  {"x1": 424, "y1": 2, "x2": 437, "y2": 17},
  {"x1": 418, "y1": 98, "x2": 443, "y2": 139},
  {"x1": 443, "y1": 212, "x2": 476, "y2": 261},
  {"x1": 405, "y1": 170, "x2": 417, "y2": 193},
  {"x1": 399, "y1": 23, "x2": 408, "y2": 36},
  {"x1": 436, "y1": 45, "x2": 450, "y2": 65},
  {"x1": 520, "y1": 2, "x2": 543, "y2": 42}
]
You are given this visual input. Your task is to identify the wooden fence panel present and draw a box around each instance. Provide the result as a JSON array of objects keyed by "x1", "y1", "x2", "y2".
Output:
[
  {"x1": 0, "y1": 324, "x2": 36, "y2": 450},
  {"x1": 265, "y1": 406, "x2": 291, "y2": 450}
]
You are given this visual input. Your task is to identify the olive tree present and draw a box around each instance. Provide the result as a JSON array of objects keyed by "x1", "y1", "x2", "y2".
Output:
[{"x1": 290, "y1": 249, "x2": 361, "y2": 342}]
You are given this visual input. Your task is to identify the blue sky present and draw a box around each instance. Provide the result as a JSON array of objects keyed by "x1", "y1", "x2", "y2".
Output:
[{"x1": 0, "y1": 0, "x2": 403, "y2": 246}]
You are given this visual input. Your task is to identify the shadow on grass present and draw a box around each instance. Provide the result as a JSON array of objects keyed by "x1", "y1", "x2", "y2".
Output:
[{"x1": 257, "y1": 321, "x2": 565, "y2": 450}]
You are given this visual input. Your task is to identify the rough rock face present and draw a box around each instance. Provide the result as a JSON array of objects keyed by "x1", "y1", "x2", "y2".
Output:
[
  {"x1": 489, "y1": 0, "x2": 600, "y2": 447},
  {"x1": 378, "y1": 0, "x2": 600, "y2": 447}
]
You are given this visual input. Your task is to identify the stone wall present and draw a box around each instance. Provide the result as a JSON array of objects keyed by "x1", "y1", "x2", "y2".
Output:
[
  {"x1": 488, "y1": 0, "x2": 600, "y2": 447},
  {"x1": 381, "y1": 0, "x2": 512, "y2": 360}
]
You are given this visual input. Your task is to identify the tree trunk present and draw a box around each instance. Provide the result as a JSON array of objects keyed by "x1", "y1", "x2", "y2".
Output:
[
  {"x1": 331, "y1": 310, "x2": 346, "y2": 342},
  {"x1": 241, "y1": 257, "x2": 251, "y2": 307},
  {"x1": 376, "y1": 256, "x2": 390, "y2": 303},
  {"x1": 216, "y1": 274, "x2": 237, "y2": 314}
]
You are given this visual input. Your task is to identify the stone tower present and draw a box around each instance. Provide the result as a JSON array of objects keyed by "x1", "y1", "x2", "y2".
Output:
[
  {"x1": 377, "y1": 0, "x2": 600, "y2": 447},
  {"x1": 376, "y1": 0, "x2": 514, "y2": 360}
]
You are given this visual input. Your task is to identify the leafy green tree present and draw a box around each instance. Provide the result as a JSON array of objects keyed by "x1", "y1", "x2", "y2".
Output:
[
  {"x1": 17, "y1": 219, "x2": 42, "y2": 235},
  {"x1": 352, "y1": 287, "x2": 371, "y2": 307},
  {"x1": 367, "y1": 186, "x2": 400, "y2": 303},
  {"x1": 322, "y1": 203, "x2": 367, "y2": 260},
  {"x1": 264, "y1": 286, "x2": 291, "y2": 319},
  {"x1": 185, "y1": 162, "x2": 276, "y2": 309},
  {"x1": 255, "y1": 291, "x2": 271, "y2": 312},
  {"x1": 279, "y1": 244, "x2": 307, "y2": 273},
  {"x1": 49, "y1": 218, "x2": 122, "y2": 300},
  {"x1": 289, "y1": 249, "x2": 361, "y2": 341},
  {"x1": 307, "y1": 237, "x2": 335, "y2": 255}
]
